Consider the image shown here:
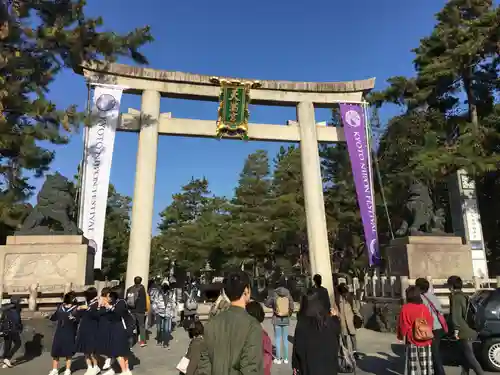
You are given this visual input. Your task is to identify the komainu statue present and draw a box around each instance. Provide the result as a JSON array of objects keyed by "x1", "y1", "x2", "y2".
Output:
[
  {"x1": 395, "y1": 180, "x2": 447, "y2": 237},
  {"x1": 17, "y1": 173, "x2": 79, "y2": 235}
]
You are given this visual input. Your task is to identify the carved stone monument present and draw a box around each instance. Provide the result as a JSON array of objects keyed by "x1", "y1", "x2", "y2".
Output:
[
  {"x1": 387, "y1": 180, "x2": 473, "y2": 279},
  {"x1": 0, "y1": 174, "x2": 94, "y2": 292}
]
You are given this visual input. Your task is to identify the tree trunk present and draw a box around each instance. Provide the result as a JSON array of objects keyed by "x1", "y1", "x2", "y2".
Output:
[{"x1": 463, "y1": 67, "x2": 479, "y2": 130}]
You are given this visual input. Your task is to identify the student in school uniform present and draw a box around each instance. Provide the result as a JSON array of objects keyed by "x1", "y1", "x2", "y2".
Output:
[
  {"x1": 48, "y1": 292, "x2": 79, "y2": 375},
  {"x1": 106, "y1": 291, "x2": 132, "y2": 375},
  {"x1": 75, "y1": 287, "x2": 100, "y2": 375},
  {"x1": 96, "y1": 288, "x2": 113, "y2": 374}
]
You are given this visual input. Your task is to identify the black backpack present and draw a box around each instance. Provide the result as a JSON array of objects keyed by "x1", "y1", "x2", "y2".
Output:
[{"x1": 126, "y1": 286, "x2": 140, "y2": 309}]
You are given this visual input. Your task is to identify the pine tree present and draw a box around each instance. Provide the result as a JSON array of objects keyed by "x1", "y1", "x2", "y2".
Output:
[
  {"x1": 101, "y1": 185, "x2": 131, "y2": 280},
  {"x1": 155, "y1": 178, "x2": 228, "y2": 272},
  {"x1": 227, "y1": 150, "x2": 273, "y2": 270},
  {"x1": 0, "y1": 0, "x2": 152, "y2": 235},
  {"x1": 412, "y1": 0, "x2": 500, "y2": 174},
  {"x1": 270, "y1": 146, "x2": 306, "y2": 273},
  {"x1": 158, "y1": 178, "x2": 210, "y2": 232}
]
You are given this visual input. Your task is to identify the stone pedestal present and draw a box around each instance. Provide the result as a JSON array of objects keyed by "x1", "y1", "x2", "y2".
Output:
[
  {"x1": 386, "y1": 236, "x2": 473, "y2": 279},
  {"x1": 0, "y1": 235, "x2": 95, "y2": 290}
]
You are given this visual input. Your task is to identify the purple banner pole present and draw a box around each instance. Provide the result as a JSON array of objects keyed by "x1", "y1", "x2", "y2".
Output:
[{"x1": 339, "y1": 103, "x2": 380, "y2": 266}]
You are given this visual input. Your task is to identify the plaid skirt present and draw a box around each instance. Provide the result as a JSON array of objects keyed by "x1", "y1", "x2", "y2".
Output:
[{"x1": 405, "y1": 344, "x2": 434, "y2": 375}]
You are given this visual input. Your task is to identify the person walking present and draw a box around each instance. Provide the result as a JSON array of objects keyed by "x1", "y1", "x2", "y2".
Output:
[
  {"x1": 95, "y1": 288, "x2": 113, "y2": 373},
  {"x1": 0, "y1": 297, "x2": 22, "y2": 368},
  {"x1": 448, "y1": 275, "x2": 484, "y2": 375},
  {"x1": 292, "y1": 289, "x2": 340, "y2": 375},
  {"x1": 336, "y1": 283, "x2": 362, "y2": 358},
  {"x1": 106, "y1": 291, "x2": 132, "y2": 375},
  {"x1": 208, "y1": 288, "x2": 230, "y2": 318},
  {"x1": 183, "y1": 285, "x2": 198, "y2": 330},
  {"x1": 125, "y1": 276, "x2": 148, "y2": 347},
  {"x1": 197, "y1": 271, "x2": 263, "y2": 375},
  {"x1": 246, "y1": 301, "x2": 273, "y2": 375},
  {"x1": 75, "y1": 287, "x2": 100, "y2": 375},
  {"x1": 182, "y1": 321, "x2": 205, "y2": 375},
  {"x1": 416, "y1": 277, "x2": 447, "y2": 375},
  {"x1": 265, "y1": 280, "x2": 294, "y2": 365},
  {"x1": 397, "y1": 286, "x2": 434, "y2": 375},
  {"x1": 48, "y1": 292, "x2": 79, "y2": 375},
  {"x1": 150, "y1": 282, "x2": 176, "y2": 348},
  {"x1": 312, "y1": 274, "x2": 331, "y2": 312}
]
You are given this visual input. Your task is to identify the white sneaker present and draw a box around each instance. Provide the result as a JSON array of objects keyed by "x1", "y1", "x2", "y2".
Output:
[
  {"x1": 48, "y1": 369, "x2": 59, "y2": 375},
  {"x1": 92, "y1": 366, "x2": 101, "y2": 374},
  {"x1": 103, "y1": 359, "x2": 111, "y2": 370},
  {"x1": 273, "y1": 359, "x2": 282, "y2": 365},
  {"x1": 284, "y1": 359, "x2": 289, "y2": 364},
  {"x1": 3, "y1": 359, "x2": 12, "y2": 368},
  {"x1": 84, "y1": 367, "x2": 93, "y2": 375},
  {"x1": 64, "y1": 369, "x2": 71, "y2": 375},
  {"x1": 102, "y1": 369, "x2": 115, "y2": 375}
]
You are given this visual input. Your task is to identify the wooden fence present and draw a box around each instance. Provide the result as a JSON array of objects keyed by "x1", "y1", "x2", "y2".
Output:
[{"x1": 341, "y1": 275, "x2": 500, "y2": 310}]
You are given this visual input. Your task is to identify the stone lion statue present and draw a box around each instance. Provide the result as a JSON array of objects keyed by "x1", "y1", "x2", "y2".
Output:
[
  {"x1": 395, "y1": 180, "x2": 446, "y2": 236},
  {"x1": 18, "y1": 173, "x2": 79, "y2": 235}
]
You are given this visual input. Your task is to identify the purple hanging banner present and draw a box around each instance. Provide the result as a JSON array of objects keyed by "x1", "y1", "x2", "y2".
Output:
[{"x1": 339, "y1": 103, "x2": 379, "y2": 266}]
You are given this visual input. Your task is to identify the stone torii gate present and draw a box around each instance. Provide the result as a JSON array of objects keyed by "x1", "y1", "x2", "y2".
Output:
[{"x1": 79, "y1": 62, "x2": 375, "y2": 299}]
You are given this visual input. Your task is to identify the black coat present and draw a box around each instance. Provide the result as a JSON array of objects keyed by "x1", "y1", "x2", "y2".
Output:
[
  {"x1": 292, "y1": 315, "x2": 340, "y2": 375},
  {"x1": 314, "y1": 286, "x2": 331, "y2": 312}
]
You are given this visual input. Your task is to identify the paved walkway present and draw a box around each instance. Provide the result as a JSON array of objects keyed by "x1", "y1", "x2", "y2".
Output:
[{"x1": 3, "y1": 319, "x2": 496, "y2": 375}]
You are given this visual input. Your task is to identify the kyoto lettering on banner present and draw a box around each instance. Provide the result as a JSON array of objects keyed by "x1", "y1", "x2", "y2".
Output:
[
  {"x1": 79, "y1": 86, "x2": 123, "y2": 269},
  {"x1": 339, "y1": 103, "x2": 380, "y2": 266}
]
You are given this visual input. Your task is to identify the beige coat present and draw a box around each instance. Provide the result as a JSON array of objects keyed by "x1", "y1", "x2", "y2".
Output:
[{"x1": 337, "y1": 295, "x2": 360, "y2": 336}]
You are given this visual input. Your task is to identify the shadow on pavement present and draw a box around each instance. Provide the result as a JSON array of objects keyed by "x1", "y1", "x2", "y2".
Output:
[
  {"x1": 14, "y1": 333, "x2": 44, "y2": 365},
  {"x1": 356, "y1": 351, "x2": 403, "y2": 375}
]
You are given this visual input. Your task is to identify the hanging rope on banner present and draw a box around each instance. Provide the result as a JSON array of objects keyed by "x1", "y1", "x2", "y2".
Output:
[
  {"x1": 75, "y1": 81, "x2": 93, "y2": 228},
  {"x1": 364, "y1": 103, "x2": 395, "y2": 240}
]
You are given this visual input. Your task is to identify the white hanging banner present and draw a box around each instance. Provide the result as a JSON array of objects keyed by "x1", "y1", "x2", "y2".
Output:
[{"x1": 80, "y1": 86, "x2": 123, "y2": 269}]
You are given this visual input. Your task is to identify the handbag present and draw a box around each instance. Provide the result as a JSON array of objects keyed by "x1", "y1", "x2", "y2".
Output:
[
  {"x1": 422, "y1": 295, "x2": 448, "y2": 333},
  {"x1": 176, "y1": 356, "x2": 190, "y2": 374},
  {"x1": 353, "y1": 315, "x2": 363, "y2": 329},
  {"x1": 338, "y1": 335, "x2": 356, "y2": 373}
]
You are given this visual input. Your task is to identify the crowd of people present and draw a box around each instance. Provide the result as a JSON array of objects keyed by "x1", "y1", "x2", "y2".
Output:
[
  {"x1": 178, "y1": 272, "x2": 362, "y2": 375},
  {"x1": 0, "y1": 271, "x2": 487, "y2": 375},
  {"x1": 398, "y1": 275, "x2": 484, "y2": 375}
]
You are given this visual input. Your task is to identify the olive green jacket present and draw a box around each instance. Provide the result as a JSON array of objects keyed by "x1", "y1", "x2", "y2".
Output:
[
  {"x1": 197, "y1": 306, "x2": 264, "y2": 375},
  {"x1": 449, "y1": 291, "x2": 477, "y2": 340}
]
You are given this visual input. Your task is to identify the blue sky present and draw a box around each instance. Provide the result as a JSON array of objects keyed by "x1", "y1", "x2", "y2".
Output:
[{"x1": 39, "y1": 0, "x2": 449, "y2": 231}]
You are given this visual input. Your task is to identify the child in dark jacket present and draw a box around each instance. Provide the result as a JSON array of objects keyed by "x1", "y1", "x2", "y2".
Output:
[
  {"x1": 1, "y1": 297, "x2": 23, "y2": 368},
  {"x1": 183, "y1": 321, "x2": 205, "y2": 375},
  {"x1": 246, "y1": 301, "x2": 272, "y2": 375}
]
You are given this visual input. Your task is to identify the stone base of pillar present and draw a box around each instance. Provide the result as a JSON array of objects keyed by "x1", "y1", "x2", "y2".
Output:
[
  {"x1": 386, "y1": 236, "x2": 473, "y2": 280},
  {"x1": 1, "y1": 235, "x2": 95, "y2": 289}
]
